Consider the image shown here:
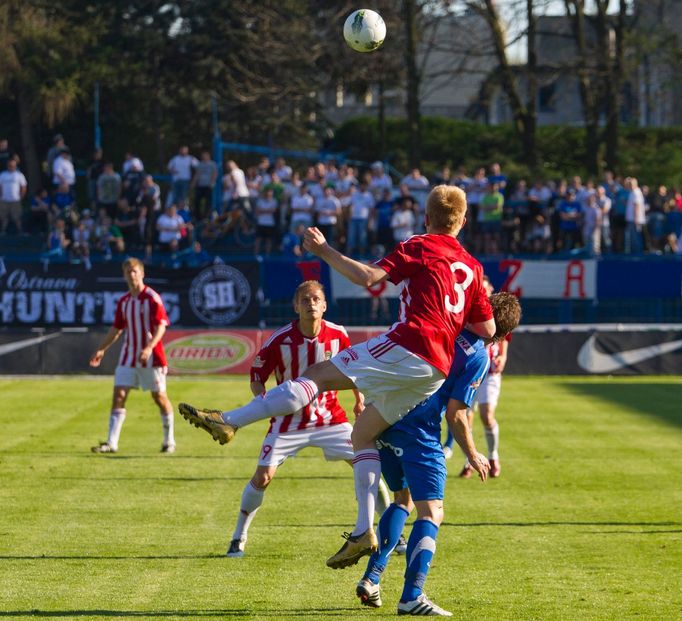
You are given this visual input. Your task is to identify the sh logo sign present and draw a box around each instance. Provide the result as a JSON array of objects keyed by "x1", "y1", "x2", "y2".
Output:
[{"x1": 189, "y1": 265, "x2": 251, "y2": 325}]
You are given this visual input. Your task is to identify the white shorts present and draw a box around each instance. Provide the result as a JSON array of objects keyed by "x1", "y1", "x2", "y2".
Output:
[
  {"x1": 258, "y1": 422, "x2": 354, "y2": 467},
  {"x1": 330, "y1": 335, "x2": 445, "y2": 425},
  {"x1": 114, "y1": 365, "x2": 168, "y2": 393},
  {"x1": 476, "y1": 373, "x2": 501, "y2": 407}
]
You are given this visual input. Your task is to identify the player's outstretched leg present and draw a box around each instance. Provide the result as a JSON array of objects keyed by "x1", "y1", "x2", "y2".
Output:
[
  {"x1": 178, "y1": 403, "x2": 237, "y2": 445},
  {"x1": 326, "y1": 529, "x2": 378, "y2": 570},
  {"x1": 179, "y1": 377, "x2": 319, "y2": 444},
  {"x1": 397, "y1": 519, "x2": 452, "y2": 616}
]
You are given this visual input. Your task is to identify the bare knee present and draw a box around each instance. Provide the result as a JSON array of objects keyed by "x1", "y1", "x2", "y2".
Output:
[
  {"x1": 393, "y1": 488, "x2": 414, "y2": 513},
  {"x1": 251, "y1": 468, "x2": 276, "y2": 490},
  {"x1": 112, "y1": 386, "x2": 129, "y2": 409},
  {"x1": 480, "y1": 405, "x2": 496, "y2": 428},
  {"x1": 152, "y1": 392, "x2": 172, "y2": 412},
  {"x1": 415, "y1": 500, "x2": 444, "y2": 526}
]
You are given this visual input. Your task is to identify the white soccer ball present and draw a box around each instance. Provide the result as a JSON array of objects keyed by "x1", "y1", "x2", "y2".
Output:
[{"x1": 343, "y1": 9, "x2": 386, "y2": 53}]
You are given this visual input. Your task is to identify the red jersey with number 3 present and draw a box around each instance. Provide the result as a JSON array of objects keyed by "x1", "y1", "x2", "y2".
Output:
[
  {"x1": 376, "y1": 233, "x2": 492, "y2": 376},
  {"x1": 250, "y1": 320, "x2": 351, "y2": 432},
  {"x1": 113, "y1": 286, "x2": 170, "y2": 367}
]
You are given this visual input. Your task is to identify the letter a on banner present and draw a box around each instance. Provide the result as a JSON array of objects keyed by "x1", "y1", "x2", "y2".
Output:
[{"x1": 564, "y1": 260, "x2": 586, "y2": 298}]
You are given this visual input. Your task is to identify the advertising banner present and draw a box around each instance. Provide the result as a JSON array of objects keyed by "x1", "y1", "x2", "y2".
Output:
[
  {"x1": 1, "y1": 326, "x2": 681, "y2": 375},
  {"x1": 0, "y1": 261, "x2": 259, "y2": 327},
  {"x1": 507, "y1": 326, "x2": 682, "y2": 375}
]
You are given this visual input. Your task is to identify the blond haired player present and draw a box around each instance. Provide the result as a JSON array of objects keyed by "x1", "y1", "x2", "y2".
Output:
[
  {"x1": 226, "y1": 281, "x2": 392, "y2": 557},
  {"x1": 180, "y1": 185, "x2": 495, "y2": 569},
  {"x1": 89, "y1": 257, "x2": 175, "y2": 454}
]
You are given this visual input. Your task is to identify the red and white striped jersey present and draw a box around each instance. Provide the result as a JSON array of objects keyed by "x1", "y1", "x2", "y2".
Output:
[
  {"x1": 250, "y1": 320, "x2": 351, "y2": 433},
  {"x1": 488, "y1": 333, "x2": 512, "y2": 374},
  {"x1": 113, "y1": 286, "x2": 170, "y2": 367}
]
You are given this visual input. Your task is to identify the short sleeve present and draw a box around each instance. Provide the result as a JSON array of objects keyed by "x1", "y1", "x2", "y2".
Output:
[
  {"x1": 467, "y1": 276, "x2": 494, "y2": 324},
  {"x1": 113, "y1": 298, "x2": 126, "y2": 330},
  {"x1": 376, "y1": 237, "x2": 423, "y2": 285},
  {"x1": 250, "y1": 341, "x2": 277, "y2": 385},
  {"x1": 150, "y1": 295, "x2": 170, "y2": 327}
]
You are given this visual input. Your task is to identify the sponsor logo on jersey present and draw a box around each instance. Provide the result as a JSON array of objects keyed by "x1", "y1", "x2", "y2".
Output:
[
  {"x1": 347, "y1": 347, "x2": 359, "y2": 361},
  {"x1": 456, "y1": 333, "x2": 475, "y2": 356},
  {"x1": 189, "y1": 264, "x2": 251, "y2": 326},
  {"x1": 165, "y1": 332, "x2": 254, "y2": 374}
]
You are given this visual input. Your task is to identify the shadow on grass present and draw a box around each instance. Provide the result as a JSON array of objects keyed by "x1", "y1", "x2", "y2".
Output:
[
  {"x1": 52, "y1": 475, "x2": 348, "y2": 482},
  {"x1": 441, "y1": 520, "x2": 681, "y2": 528},
  {"x1": 0, "y1": 609, "x2": 360, "y2": 617},
  {"x1": 562, "y1": 382, "x2": 682, "y2": 429}
]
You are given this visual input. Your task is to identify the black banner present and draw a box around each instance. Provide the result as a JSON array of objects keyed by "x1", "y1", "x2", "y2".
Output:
[
  {"x1": 0, "y1": 261, "x2": 260, "y2": 327},
  {"x1": 507, "y1": 329, "x2": 682, "y2": 375},
  {"x1": 2, "y1": 327, "x2": 682, "y2": 375}
]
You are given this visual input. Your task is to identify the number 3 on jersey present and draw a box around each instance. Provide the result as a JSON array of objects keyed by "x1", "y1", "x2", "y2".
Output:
[{"x1": 444, "y1": 261, "x2": 474, "y2": 314}]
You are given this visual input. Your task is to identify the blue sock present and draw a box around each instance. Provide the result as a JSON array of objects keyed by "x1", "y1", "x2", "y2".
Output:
[
  {"x1": 401, "y1": 519, "x2": 439, "y2": 602},
  {"x1": 444, "y1": 430, "x2": 454, "y2": 450},
  {"x1": 363, "y1": 503, "x2": 410, "y2": 585}
]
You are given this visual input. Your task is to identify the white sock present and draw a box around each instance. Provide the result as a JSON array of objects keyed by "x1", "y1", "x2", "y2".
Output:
[
  {"x1": 107, "y1": 408, "x2": 126, "y2": 449},
  {"x1": 232, "y1": 481, "x2": 265, "y2": 541},
  {"x1": 376, "y1": 478, "x2": 390, "y2": 517},
  {"x1": 485, "y1": 423, "x2": 500, "y2": 460},
  {"x1": 222, "y1": 378, "x2": 319, "y2": 428},
  {"x1": 351, "y1": 449, "x2": 381, "y2": 536},
  {"x1": 161, "y1": 412, "x2": 175, "y2": 446}
]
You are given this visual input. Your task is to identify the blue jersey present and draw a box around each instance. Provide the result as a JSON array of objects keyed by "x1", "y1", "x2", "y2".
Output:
[{"x1": 377, "y1": 330, "x2": 490, "y2": 500}]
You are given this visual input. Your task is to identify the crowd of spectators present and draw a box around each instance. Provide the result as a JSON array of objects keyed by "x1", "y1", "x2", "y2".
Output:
[{"x1": 2, "y1": 133, "x2": 682, "y2": 267}]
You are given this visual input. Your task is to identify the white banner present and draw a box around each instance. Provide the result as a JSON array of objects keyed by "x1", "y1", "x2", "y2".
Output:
[{"x1": 499, "y1": 259, "x2": 597, "y2": 300}]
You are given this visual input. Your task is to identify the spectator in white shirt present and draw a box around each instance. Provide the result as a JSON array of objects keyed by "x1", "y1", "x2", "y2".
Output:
[
  {"x1": 167, "y1": 145, "x2": 198, "y2": 205},
  {"x1": 289, "y1": 184, "x2": 315, "y2": 231},
  {"x1": 156, "y1": 203, "x2": 186, "y2": 252},
  {"x1": 368, "y1": 161, "x2": 393, "y2": 199},
  {"x1": 0, "y1": 158, "x2": 27, "y2": 234},
  {"x1": 626, "y1": 177, "x2": 646, "y2": 254},
  {"x1": 52, "y1": 148, "x2": 76, "y2": 189},
  {"x1": 315, "y1": 185, "x2": 341, "y2": 245},
  {"x1": 254, "y1": 188, "x2": 279, "y2": 256},
  {"x1": 391, "y1": 197, "x2": 416, "y2": 244},
  {"x1": 346, "y1": 182, "x2": 374, "y2": 257}
]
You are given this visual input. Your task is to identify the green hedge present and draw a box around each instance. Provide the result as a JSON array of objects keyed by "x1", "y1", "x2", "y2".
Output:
[{"x1": 331, "y1": 116, "x2": 682, "y2": 187}]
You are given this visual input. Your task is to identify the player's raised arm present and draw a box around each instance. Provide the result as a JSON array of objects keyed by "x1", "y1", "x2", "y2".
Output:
[
  {"x1": 444, "y1": 398, "x2": 489, "y2": 482},
  {"x1": 303, "y1": 227, "x2": 388, "y2": 288},
  {"x1": 89, "y1": 326, "x2": 123, "y2": 367}
]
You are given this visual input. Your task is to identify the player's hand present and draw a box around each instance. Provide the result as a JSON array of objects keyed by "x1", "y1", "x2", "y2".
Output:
[
  {"x1": 303, "y1": 227, "x2": 328, "y2": 256},
  {"x1": 353, "y1": 392, "x2": 365, "y2": 417},
  {"x1": 469, "y1": 452, "x2": 490, "y2": 482},
  {"x1": 138, "y1": 346, "x2": 152, "y2": 364},
  {"x1": 89, "y1": 350, "x2": 104, "y2": 367},
  {"x1": 494, "y1": 355, "x2": 507, "y2": 373}
]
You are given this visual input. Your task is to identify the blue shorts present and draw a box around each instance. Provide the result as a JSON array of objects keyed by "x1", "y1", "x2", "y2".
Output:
[{"x1": 377, "y1": 432, "x2": 446, "y2": 502}]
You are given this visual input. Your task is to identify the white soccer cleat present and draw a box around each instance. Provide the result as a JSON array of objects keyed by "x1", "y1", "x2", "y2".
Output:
[
  {"x1": 91, "y1": 442, "x2": 117, "y2": 454},
  {"x1": 160, "y1": 443, "x2": 176, "y2": 454},
  {"x1": 398, "y1": 593, "x2": 453, "y2": 616},
  {"x1": 356, "y1": 578, "x2": 382, "y2": 608},
  {"x1": 442, "y1": 446, "x2": 453, "y2": 460}
]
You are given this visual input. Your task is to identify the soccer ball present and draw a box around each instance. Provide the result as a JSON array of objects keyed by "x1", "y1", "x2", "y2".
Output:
[{"x1": 343, "y1": 9, "x2": 386, "y2": 53}]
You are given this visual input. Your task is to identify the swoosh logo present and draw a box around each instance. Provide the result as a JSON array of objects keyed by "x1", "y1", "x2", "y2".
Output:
[
  {"x1": 0, "y1": 333, "x2": 62, "y2": 357},
  {"x1": 577, "y1": 334, "x2": 682, "y2": 373}
]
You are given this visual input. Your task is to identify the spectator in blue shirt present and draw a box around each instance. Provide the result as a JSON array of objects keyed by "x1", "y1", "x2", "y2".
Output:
[{"x1": 557, "y1": 189, "x2": 582, "y2": 251}]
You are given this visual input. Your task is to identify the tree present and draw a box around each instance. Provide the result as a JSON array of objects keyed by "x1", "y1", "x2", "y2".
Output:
[{"x1": 0, "y1": 0, "x2": 99, "y2": 190}]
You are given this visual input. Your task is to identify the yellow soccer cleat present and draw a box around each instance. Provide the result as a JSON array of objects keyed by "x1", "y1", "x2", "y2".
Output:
[
  {"x1": 178, "y1": 403, "x2": 236, "y2": 445},
  {"x1": 326, "y1": 528, "x2": 378, "y2": 569}
]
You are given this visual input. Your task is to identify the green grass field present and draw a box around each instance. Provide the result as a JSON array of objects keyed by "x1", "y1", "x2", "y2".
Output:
[{"x1": 1, "y1": 376, "x2": 681, "y2": 620}]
